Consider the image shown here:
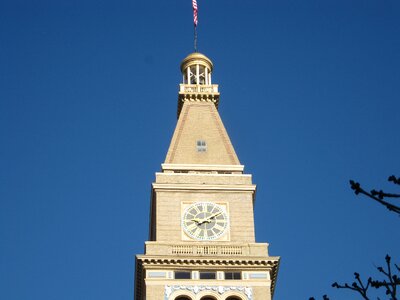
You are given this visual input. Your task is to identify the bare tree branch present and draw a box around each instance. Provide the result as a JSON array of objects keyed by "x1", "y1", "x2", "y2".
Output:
[
  {"x1": 309, "y1": 295, "x2": 330, "y2": 300},
  {"x1": 388, "y1": 175, "x2": 400, "y2": 185},
  {"x1": 370, "y1": 255, "x2": 400, "y2": 300},
  {"x1": 310, "y1": 256, "x2": 400, "y2": 300},
  {"x1": 310, "y1": 178, "x2": 400, "y2": 299},
  {"x1": 349, "y1": 176, "x2": 400, "y2": 215},
  {"x1": 331, "y1": 272, "x2": 371, "y2": 300}
]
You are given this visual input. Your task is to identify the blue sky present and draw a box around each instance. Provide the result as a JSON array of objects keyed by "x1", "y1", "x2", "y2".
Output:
[{"x1": 1, "y1": 1, "x2": 399, "y2": 299}]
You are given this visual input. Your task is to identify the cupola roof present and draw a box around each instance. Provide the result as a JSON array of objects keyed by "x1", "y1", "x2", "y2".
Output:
[{"x1": 180, "y1": 52, "x2": 213, "y2": 73}]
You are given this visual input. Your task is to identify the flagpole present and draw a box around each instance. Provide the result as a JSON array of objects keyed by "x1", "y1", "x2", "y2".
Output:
[
  {"x1": 192, "y1": 0, "x2": 198, "y2": 52},
  {"x1": 194, "y1": 25, "x2": 198, "y2": 52}
]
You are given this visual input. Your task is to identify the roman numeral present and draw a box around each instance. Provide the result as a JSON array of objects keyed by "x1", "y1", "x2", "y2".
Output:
[
  {"x1": 194, "y1": 228, "x2": 202, "y2": 237},
  {"x1": 194, "y1": 205, "x2": 201, "y2": 214},
  {"x1": 214, "y1": 223, "x2": 225, "y2": 231},
  {"x1": 186, "y1": 222, "x2": 198, "y2": 231}
]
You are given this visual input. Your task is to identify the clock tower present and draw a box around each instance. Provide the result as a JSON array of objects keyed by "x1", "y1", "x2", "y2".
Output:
[{"x1": 134, "y1": 53, "x2": 280, "y2": 300}]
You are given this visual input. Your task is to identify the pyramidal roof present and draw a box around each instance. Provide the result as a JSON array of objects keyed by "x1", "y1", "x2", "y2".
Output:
[{"x1": 164, "y1": 101, "x2": 240, "y2": 166}]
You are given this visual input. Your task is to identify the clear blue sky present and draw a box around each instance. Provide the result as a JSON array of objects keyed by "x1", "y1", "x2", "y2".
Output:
[{"x1": 1, "y1": 1, "x2": 399, "y2": 299}]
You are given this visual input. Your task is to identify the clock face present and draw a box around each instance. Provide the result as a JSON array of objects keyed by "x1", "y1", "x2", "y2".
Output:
[{"x1": 182, "y1": 202, "x2": 229, "y2": 241}]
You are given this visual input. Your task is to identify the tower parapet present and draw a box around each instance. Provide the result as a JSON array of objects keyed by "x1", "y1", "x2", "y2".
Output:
[{"x1": 178, "y1": 52, "x2": 220, "y2": 117}]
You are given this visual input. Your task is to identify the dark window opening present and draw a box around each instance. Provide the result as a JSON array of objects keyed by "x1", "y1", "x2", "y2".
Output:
[
  {"x1": 175, "y1": 297, "x2": 192, "y2": 300},
  {"x1": 199, "y1": 271, "x2": 216, "y2": 280},
  {"x1": 175, "y1": 271, "x2": 191, "y2": 279},
  {"x1": 225, "y1": 272, "x2": 241, "y2": 280},
  {"x1": 197, "y1": 140, "x2": 207, "y2": 152}
]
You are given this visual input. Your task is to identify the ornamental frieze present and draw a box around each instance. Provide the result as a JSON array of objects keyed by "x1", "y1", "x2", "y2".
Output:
[{"x1": 165, "y1": 285, "x2": 252, "y2": 300}]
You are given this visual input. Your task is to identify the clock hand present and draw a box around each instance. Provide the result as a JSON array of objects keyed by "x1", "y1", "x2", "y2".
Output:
[
  {"x1": 191, "y1": 217, "x2": 212, "y2": 225},
  {"x1": 191, "y1": 210, "x2": 222, "y2": 225},
  {"x1": 193, "y1": 212, "x2": 222, "y2": 226},
  {"x1": 205, "y1": 211, "x2": 222, "y2": 221},
  {"x1": 201, "y1": 218, "x2": 212, "y2": 224},
  {"x1": 191, "y1": 218, "x2": 202, "y2": 224}
]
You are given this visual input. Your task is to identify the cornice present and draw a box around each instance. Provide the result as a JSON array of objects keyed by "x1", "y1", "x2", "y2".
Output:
[
  {"x1": 152, "y1": 183, "x2": 256, "y2": 192},
  {"x1": 162, "y1": 163, "x2": 245, "y2": 172},
  {"x1": 136, "y1": 255, "x2": 279, "y2": 267}
]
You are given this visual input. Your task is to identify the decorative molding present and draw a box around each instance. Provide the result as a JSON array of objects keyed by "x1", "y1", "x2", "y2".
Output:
[
  {"x1": 137, "y1": 256, "x2": 279, "y2": 267},
  {"x1": 161, "y1": 164, "x2": 244, "y2": 172},
  {"x1": 177, "y1": 85, "x2": 220, "y2": 118},
  {"x1": 152, "y1": 183, "x2": 256, "y2": 192},
  {"x1": 165, "y1": 285, "x2": 252, "y2": 300}
]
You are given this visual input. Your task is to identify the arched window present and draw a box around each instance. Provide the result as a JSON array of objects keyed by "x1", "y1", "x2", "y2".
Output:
[
  {"x1": 200, "y1": 297, "x2": 217, "y2": 300},
  {"x1": 175, "y1": 297, "x2": 191, "y2": 300},
  {"x1": 226, "y1": 297, "x2": 242, "y2": 300}
]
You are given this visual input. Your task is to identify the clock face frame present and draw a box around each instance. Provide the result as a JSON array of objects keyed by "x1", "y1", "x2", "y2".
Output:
[{"x1": 182, "y1": 202, "x2": 229, "y2": 241}]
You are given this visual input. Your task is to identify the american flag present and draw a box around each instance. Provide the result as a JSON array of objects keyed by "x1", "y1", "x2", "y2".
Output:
[{"x1": 192, "y1": 0, "x2": 198, "y2": 26}]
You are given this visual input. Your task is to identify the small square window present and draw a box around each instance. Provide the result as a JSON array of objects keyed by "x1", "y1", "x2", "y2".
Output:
[
  {"x1": 225, "y1": 272, "x2": 241, "y2": 280},
  {"x1": 175, "y1": 271, "x2": 191, "y2": 279},
  {"x1": 197, "y1": 140, "x2": 207, "y2": 152},
  {"x1": 199, "y1": 271, "x2": 216, "y2": 279}
]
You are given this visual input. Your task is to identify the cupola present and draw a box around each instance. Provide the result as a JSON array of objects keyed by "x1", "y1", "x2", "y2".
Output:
[
  {"x1": 177, "y1": 53, "x2": 220, "y2": 118},
  {"x1": 180, "y1": 52, "x2": 213, "y2": 85}
]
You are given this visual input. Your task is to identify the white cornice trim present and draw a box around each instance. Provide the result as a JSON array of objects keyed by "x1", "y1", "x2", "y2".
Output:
[
  {"x1": 152, "y1": 183, "x2": 256, "y2": 192},
  {"x1": 161, "y1": 163, "x2": 245, "y2": 172},
  {"x1": 156, "y1": 172, "x2": 252, "y2": 178}
]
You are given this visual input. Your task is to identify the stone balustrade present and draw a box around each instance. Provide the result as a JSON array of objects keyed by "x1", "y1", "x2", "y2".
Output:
[
  {"x1": 179, "y1": 84, "x2": 219, "y2": 94},
  {"x1": 145, "y1": 242, "x2": 269, "y2": 257}
]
